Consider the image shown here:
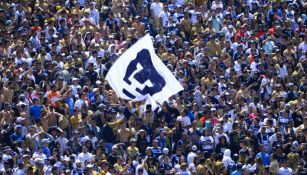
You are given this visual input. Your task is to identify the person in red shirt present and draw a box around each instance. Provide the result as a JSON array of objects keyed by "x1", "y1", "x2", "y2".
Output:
[
  {"x1": 234, "y1": 24, "x2": 249, "y2": 44},
  {"x1": 268, "y1": 21, "x2": 279, "y2": 36},
  {"x1": 256, "y1": 24, "x2": 266, "y2": 41},
  {"x1": 44, "y1": 84, "x2": 61, "y2": 107}
]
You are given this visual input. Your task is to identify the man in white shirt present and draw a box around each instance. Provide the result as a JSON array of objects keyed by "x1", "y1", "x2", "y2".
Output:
[
  {"x1": 80, "y1": 9, "x2": 96, "y2": 26},
  {"x1": 159, "y1": 6, "x2": 170, "y2": 28},
  {"x1": 86, "y1": 51, "x2": 98, "y2": 68},
  {"x1": 225, "y1": 25, "x2": 236, "y2": 41},
  {"x1": 150, "y1": 0, "x2": 163, "y2": 28},
  {"x1": 95, "y1": 56, "x2": 107, "y2": 76},
  {"x1": 173, "y1": 5, "x2": 184, "y2": 22},
  {"x1": 177, "y1": 109, "x2": 191, "y2": 128},
  {"x1": 187, "y1": 145, "x2": 198, "y2": 165},
  {"x1": 298, "y1": 37, "x2": 307, "y2": 60},
  {"x1": 188, "y1": 7, "x2": 198, "y2": 24},
  {"x1": 77, "y1": 147, "x2": 94, "y2": 166},
  {"x1": 213, "y1": 125, "x2": 230, "y2": 145},
  {"x1": 222, "y1": 116, "x2": 232, "y2": 134},
  {"x1": 71, "y1": 78, "x2": 81, "y2": 96},
  {"x1": 74, "y1": 93, "x2": 88, "y2": 110},
  {"x1": 57, "y1": 132, "x2": 69, "y2": 154},
  {"x1": 89, "y1": 2, "x2": 100, "y2": 25},
  {"x1": 250, "y1": 57, "x2": 260, "y2": 72},
  {"x1": 278, "y1": 160, "x2": 293, "y2": 175},
  {"x1": 234, "y1": 56, "x2": 243, "y2": 74},
  {"x1": 298, "y1": 36, "x2": 307, "y2": 52}
]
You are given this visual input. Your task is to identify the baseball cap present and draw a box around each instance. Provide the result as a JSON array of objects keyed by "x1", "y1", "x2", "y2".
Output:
[
  {"x1": 162, "y1": 148, "x2": 169, "y2": 155},
  {"x1": 16, "y1": 117, "x2": 25, "y2": 123}
]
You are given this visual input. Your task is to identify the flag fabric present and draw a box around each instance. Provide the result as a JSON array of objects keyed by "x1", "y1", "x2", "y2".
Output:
[{"x1": 106, "y1": 34, "x2": 183, "y2": 109}]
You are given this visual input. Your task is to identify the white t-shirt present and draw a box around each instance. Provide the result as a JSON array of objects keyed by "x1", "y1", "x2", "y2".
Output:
[
  {"x1": 0, "y1": 162, "x2": 5, "y2": 172},
  {"x1": 71, "y1": 84, "x2": 81, "y2": 96},
  {"x1": 200, "y1": 136, "x2": 214, "y2": 150},
  {"x1": 32, "y1": 152, "x2": 47, "y2": 161},
  {"x1": 177, "y1": 116, "x2": 191, "y2": 127},
  {"x1": 187, "y1": 152, "x2": 197, "y2": 165},
  {"x1": 176, "y1": 0, "x2": 184, "y2": 5},
  {"x1": 214, "y1": 133, "x2": 229, "y2": 145},
  {"x1": 234, "y1": 61, "x2": 242, "y2": 74},
  {"x1": 159, "y1": 11, "x2": 170, "y2": 27},
  {"x1": 150, "y1": 2, "x2": 163, "y2": 17},
  {"x1": 77, "y1": 152, "x2": 94, "y2": 165},
  {"x1": 278, "y1": 167, "x2": 293, "y2": 175},
  {"x1": 279, "y1": 65, "x2": 287, "y2": 79},
  {"x1": 188, "y1": 10, "x2": 198, "y2": 24},
  {"x1": 57, "y1": 136, "x2": 68, "y2": 153},
  {"x1": 87, "y1": 56, "x2": 97, "y2": 67},
  {"x1": 223, "y1": 122, "x2": 232, "y2": 134},
  {"x1": 96, "y1": 64, "x2": 107, "y2": 76},
  {"x1": 298, "y1": 42, "x2": 307, "y2": 52},
  {"x1": 74, "y1": 99, "x2": 87, "y2": 110},
  {"x1": 135, "y1": 165, "x2": 148, "y2": 175},
  {"x1": 250, "y1": 61, "x2": 259, "y2": 72},
  {"x1": 90, "y1": 9, "x2": 100, "y2": 25},
  {"x1": 179, "y1": 169, "x2": 192, "y2": 175}
]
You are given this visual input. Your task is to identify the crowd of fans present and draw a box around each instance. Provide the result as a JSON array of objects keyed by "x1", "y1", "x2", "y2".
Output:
[{"x1": 0, "y1": 0, "x2": 306, "y2": 175}]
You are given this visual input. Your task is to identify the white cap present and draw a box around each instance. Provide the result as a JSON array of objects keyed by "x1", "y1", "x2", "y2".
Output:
[
  {"x1": 93, "y1": 88, "x2": 99, "y2": 92},
  {"x1": 72, "y1": 77, "x2": 79, "y2": 81},
  {"x1": 162, "y1": 148, "x2": 169, "y2": 155},
  {"x1": 16, "y1": 117, "x2": 25, "y2": 123}
]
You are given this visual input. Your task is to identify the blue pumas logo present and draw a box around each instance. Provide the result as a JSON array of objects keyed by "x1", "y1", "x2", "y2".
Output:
[{"x1": 123, "y1": 49, "x2": 166, "y2": 99}]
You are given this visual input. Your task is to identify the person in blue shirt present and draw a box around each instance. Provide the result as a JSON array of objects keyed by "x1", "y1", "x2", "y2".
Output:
[
  {"x1": 231, "y1": 163, "x2": 243, "y2": 175},
  {"x1": 256, "y1": 144, "x2": 270, "y2": 166},
  {"x1": 29, "y1": 97, "x2": 42, "y2": 123},
  {"x1": 155, "y1": 130, "x2": 167, "y2": 150},
  {"x1": 267, "y1": 1, "x2": 282, "y2": 26},
  {"x1": 10, "y1": 125, "x2": 26, "y2": 144},
  {"x1": 65, "y1": 90, "x2": 75, "y2": 116},
  {"x1": 151, "y1": 140, "x2": 162, "y2": 159},
  {"x1": 41, "y1": 139, "x2": 51, "y2": 158}
]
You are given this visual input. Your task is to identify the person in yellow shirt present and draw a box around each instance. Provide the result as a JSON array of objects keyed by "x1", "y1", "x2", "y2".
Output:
[
  {"x1": 81, "y1": 19, "x2": 94, "y2": 36},
  {"x1": 180, "y1": 12, "x2": 192, "y2": 40},
  {"x1": 192, "y1": 21, "x2": 205, "y2": 36},
  {"x1": 127, "y1": 138, "x2": 139, "y2": 157},
  {"x1": 70, "y1": 108, "x2": 81, "y2": 130},
  {"x1": 98, "y1": 160, "x2": 109, "y2": 175},
  {"x1": 114, "y1": 157, "x2": 124, "y2": 172},
  {"x1": 201, "y1": 71, "x2": 217, "y2": 89},
  {"x1": 205, "y1": 34, "x2": 222, "y2": 56},
  {"x1": 161, "y1": 48, "x2": 176, "y2": 65}
]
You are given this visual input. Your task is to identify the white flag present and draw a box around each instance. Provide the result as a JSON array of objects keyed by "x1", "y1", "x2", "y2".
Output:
[{"x1": 106, "y1": 34, "x2": 183, "y2": 109}]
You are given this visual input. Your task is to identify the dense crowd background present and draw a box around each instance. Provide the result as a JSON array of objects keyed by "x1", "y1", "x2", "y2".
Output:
[{"x1": 0, "y1": 0, "x2": 306, "y2": 175}]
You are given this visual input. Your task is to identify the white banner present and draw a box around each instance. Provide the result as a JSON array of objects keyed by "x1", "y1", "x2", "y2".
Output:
[{"x1": 106, "y1": 34, "x2": 183, "y2": 109}]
